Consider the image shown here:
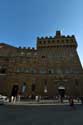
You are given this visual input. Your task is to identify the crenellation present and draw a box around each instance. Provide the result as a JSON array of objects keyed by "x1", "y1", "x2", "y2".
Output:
[
  {"x1": 27, "y1": 47, "x2": 31, "y2": 50},
  {"x1": 37, "y1": 31, "x2": 78, "y2": 49},
  {"x1": 67, "y1": 35, "x2": 71, "y2": 38},
  {"x1": 49, "y1": 36, "x2": 53, "y2": 39},
  {"x1": 71, "y1": 35, "x2": 74, "y2": 38},
  {"x1": 18, "y1": 46, "x2": 21, "y2": 49},
  {"x1": 32, "y1": 47, "x2": 35, "y2": 50},
  {"x1": 62, "y1": 35, "x2": 66, "y2": 38},
  {"x1": 23, "y1": 47, "x2": 26, "y2": 49},
  {"x1": 41, "y1": 37, "x2": 44, "y2": 39},
  {"x1": 45, "y1": 36, "x2": 48, "y2": 39}
]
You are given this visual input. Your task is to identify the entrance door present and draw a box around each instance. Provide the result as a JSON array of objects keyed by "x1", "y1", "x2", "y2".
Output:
[{"x1": 58, "y1": 86, "x2": 65, "y2": 102}]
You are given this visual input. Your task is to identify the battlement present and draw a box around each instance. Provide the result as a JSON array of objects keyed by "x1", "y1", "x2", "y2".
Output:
[
  {"x1": 37, "y1": 31, "x2": 75, "y2": 40},
  {"x1": 18, "y1": 46, "x2": 36, "y2": 51},
  {"x1": 37, "y1": 31, "x2": 77, "y2": 49}
]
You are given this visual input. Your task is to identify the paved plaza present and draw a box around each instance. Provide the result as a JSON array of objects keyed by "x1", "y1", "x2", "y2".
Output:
[{"x1": 0, "y1": 104, "x2": 83, "y2": 125}]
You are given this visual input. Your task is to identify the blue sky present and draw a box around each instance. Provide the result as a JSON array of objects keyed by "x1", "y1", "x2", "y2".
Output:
[{"x1": 0, "y1": 0, "x2": 83, "y2": 65}]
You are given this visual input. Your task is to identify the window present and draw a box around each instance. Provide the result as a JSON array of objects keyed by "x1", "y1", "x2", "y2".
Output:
[
  {"x1": 57, "y1": 40, "x2": 60, "y2": 42},
  {"x1": 21, "y1": 52, "x2": 25, "y2": 56},
  {"x1": 0, "y1": 66, "x2": 6, "y2": 74},
  {"x1": 65, "y1": 69, "x2": 71, "y2": 74},
  {"x1": 31, "y1": 83, "x2": 36, "y2": 92},
  {"x1": 75, "y1": 79, "x2": 79, "y2": 86},
  {"x1": 41, "y1": 56, "x2": 45, "y2": 58},
  {"x1": 52, "y1": 40, "x2": 55, "y2": 43},
  {"x1": 48, "y1": 40, "x2": 50, "y2": 43},
  {"x1": 27, "y1": 52, "x2": 31, "y2": 56},
  {"x1": 26, "y1": 68, "x2": 30, "y2": 73},
  {"x1": 56, "y1": 69, "x2": 62, "y2": 74},
  {"x1": 43, "y1": 41, "x2": 46, "y2": 44},
  {"x1": 48, "y1": 53, "x2": 54, "y2": 59},
  {"x1": 62, "y1": 40, "x2": 64, "y2": 42},
  {"x1": 48, "y1": 70, "x2": 51, "y2": 74},
  {"x1": 31, "y1": 69, "x2": 36, "y2": 74},
  {"x1": 48, "y1": 69, "x2": 54, "y2": 74},
  {"x1": 21, "y1": 68, "x2": 25, "y2": 72},
  {"x1": 16, "y1": 67, "x2": 26, "y2": 73},
  {"x1": 16, "y1": 68, "x2": 20, "y2": 72},
  {"x1": 39, "y1": 41, "x2": 41, "y2": 44},
  {"x1": 40, "y1": 69, "x2": 46, "y2": 74},
  {"x1": 66, "y1": 39, "x2": 69, "y2": 43},
  {"x1": 34, "y1": 52, "x2": 37, "y2": 56}
]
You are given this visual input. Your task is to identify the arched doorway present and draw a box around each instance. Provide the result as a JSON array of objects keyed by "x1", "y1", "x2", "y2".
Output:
[{"x1": 58, "y1": 86, "x2": 65, "y2": 103}]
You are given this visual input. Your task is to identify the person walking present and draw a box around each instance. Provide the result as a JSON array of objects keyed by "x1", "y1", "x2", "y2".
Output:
[{"x1": 69, "y1": 96, "x2": 75, "y2": 110}]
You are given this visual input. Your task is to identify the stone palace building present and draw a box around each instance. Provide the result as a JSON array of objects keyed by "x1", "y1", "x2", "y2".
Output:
[{"x1": 0, "y1": 31, "x2": 83, "y2": 97}]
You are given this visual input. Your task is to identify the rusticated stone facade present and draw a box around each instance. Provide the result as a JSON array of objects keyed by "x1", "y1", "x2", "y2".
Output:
[{"x1": 0, "y1": 31, "x2": 83, "y2": 97}]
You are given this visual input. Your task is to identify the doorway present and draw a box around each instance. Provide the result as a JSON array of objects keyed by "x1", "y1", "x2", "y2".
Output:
[{"x1": 58, "y1": 86, "x2": 65, "y2": 103}]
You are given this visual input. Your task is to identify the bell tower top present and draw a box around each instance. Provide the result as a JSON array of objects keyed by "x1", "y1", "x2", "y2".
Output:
[
  {"x1": 56, "y1": 31, "x2": 61, "y2": 37},
  {"x1": 37, "y1": 31, "x2": 77, "y2": 49}
]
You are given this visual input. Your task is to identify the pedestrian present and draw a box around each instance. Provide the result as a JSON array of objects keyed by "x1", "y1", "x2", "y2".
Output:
[
  {"x1": 11, "y1": 84, "x2": 19, "y2": 103},
  {"x1": 69, "y1": 96, "x2": 75, "y2": 110},
  {"x1": 80, "y1": 96, "x2": 83, "y2": 104},
  {"x1": 69, "y1": 97, "x2": 74, "y2": 106},
  {"x1": 17, "y1": 92, "x2": 21, "y2": 102},
  {"x1": 77, "y1": 97, "x2": 80, "y2": 103}
]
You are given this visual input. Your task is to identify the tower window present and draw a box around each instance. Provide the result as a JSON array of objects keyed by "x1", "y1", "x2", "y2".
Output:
[
  {"x1": 42, "y1": 56, "x2": 45, "y2": 58},
  {"x1": 57, "y1": 40, "x2": 60, "y2": 42},
  {"x1": 52, "y1": 40, "x2": 55, "y2": 43},
  {"x1": 0, "y1": 67, "x2": 6, "y2": 74},
  {"x1": 43, "y1": 41, "x2": 46, "y2": 44},
  {"x1": 48, "y1": 69, "x2": 54, "y2": 74},
  {"x1": 39, "y1": 41, "x2": 41, "y2": 44}
]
